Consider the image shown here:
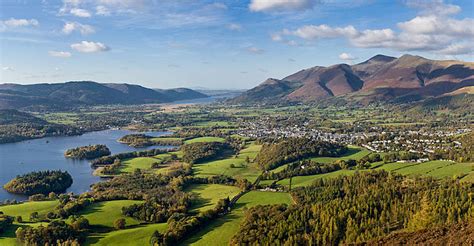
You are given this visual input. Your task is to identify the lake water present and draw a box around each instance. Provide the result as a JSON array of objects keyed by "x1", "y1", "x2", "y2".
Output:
[{"x1": 0, "y1": 129, "x2": 171, "y2": 202}]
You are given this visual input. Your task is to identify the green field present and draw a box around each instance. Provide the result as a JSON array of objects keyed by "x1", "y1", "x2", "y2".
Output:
[
  {"x1": 428, "y1": 162, "x2": 473, "y2": 178},
  {"x1": 0, "y1": 200, "x2": 60, "y2": 245},
  {"x1": 390, "y1": 160, "x2": 455, "y2": 176},
  {"x1": 0, "y1": 200, "x2": 59, "y2": 222},
  {"x1": 120, "y1": 157, "x2": 159, "y2": 173},
  {"x1": 375, "y1": 160, "x2": 473, "y2": 179},
  {"x1": 119, "y1": 152, "x2": 185, "y2": 175},
  {"x1": 185, "y1": 184, "x2": 241, "y2": 212},
  {"x1": 151, "y1": 137, "x2": 183, "y2": 143},
  {"x1": 194, "y1": 121, "x2": 233, "y2": 127},
  {"x1": 182, "y1": 191, "x2": 292, "y2": 246},
  {"x1": 276, "y1": 169, "x2": 360, "y2": 188},
  {"x1": 192, "y1": 142, "x2": 262, "y2": 182},
  {"x1": 77, "y1": 200, "x2": 144, "y2": 228},
  {"x1": 184, "y1": 137, "x2": 226, "y2": 144},
  {"x1": 86, "y1": 223, "x2": 167, "y2": 246}
]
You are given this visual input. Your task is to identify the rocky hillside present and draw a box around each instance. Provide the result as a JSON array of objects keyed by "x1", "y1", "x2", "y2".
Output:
[{"x1": 233, "y1": 54, "x2": 474, "y2": 104}]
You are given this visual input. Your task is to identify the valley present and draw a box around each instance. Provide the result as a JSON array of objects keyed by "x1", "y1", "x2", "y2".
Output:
[{"x1": 0, "y1": 95, "x2": 472, "y2": 245}]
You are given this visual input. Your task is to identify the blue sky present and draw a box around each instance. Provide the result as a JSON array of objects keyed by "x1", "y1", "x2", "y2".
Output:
[{"x1": 0, "y1": 0, "x2": 473, "y2": 89}]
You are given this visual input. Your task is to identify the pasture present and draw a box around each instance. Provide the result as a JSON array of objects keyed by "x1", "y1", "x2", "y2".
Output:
[
  {"x1": 182, "y1": 191, "x2": 291, "y2": 246},
  {"x1": 192, "y1": 142, "x2": 262, "y2": 182},
  {"x1": 86, "y1": 223, "x2": 167, "y2": 246},
  {"x1": 185, "y1": 184, "x2": 241, "y2": 212},
  {"x1": 77, "y1": 200, "x2": 144, "y2": 228},
  {"x1": 184, "y1": 137, "x2": 226, "y2": 144}
]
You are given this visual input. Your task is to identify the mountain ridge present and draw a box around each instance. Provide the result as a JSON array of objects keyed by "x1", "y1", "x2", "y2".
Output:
[
  {"x1": 0, "y1": 81, "x2": 208, "y2": 110},
  {"x1": 233, "y1": 54, "x2": 474, "y2": 104}
]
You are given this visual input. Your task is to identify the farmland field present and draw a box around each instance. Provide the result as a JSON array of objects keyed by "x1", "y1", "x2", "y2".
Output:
[
  {"x1": 0, "y1": 200, "x2": 60, "y2": 245},
  {"x1": 184, "y1": 137, "x2": 226, "y2": 144},
  {"x1": 182, "y1": 191, "x2": 292, "y2": 246},
  {"x1": 185, "y1": 184, "x2": 241, "y2": 212},
  {"x1": 86, "y1": 223, "x2": 168, "y2": 246},
  {"x1": 77, "y1": 200, "x2": 144, "y2": 228},
  {"x1": 192, "y1": 142, "x2": 262, "y2": 182},
  {"x1": 0, "y1": 200, "x2": 59, "y2": 222}
]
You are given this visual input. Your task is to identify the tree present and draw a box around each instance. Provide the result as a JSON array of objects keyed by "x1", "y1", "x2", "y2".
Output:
[
  {"x1": 114, "y1": 218, "x2": 126, "y2": 230},
  {"x1": 30, "y1": 212, "x2": 39, "y2": 222},
  {"x1": 71, "y1": 217, "x2": 89, "y2": 230},
  {"x1": 16, "y1": 216, "x2": 22, "y2": 223}
]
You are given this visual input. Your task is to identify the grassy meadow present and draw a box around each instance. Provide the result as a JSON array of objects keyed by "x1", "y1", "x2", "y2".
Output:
[
  {"x1": 182, "y1": 191, "x2": 292, "y2": 246},
  {"x1": 185, "y1": 184, "x2": 241, "y2": 212},
  {"x1": 192, "y1": 142, "x2": 262, "y2": 182}
]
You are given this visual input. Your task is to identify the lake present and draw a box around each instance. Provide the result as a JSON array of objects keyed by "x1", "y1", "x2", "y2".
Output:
[{"x1": 0, "y1": 129, "x2": 171, "y2": 201}]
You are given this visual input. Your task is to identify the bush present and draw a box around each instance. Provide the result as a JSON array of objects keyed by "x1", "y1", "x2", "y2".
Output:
[{"x1": 114, "y1": 218, "x2": 126, "y2": 230}]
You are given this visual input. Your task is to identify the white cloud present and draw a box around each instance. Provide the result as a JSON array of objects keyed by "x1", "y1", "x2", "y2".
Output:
[
  {"x1": 49, "y1": 51, "x2": 72, "y2": 58},
  {"x1": 70, "y1": 8, "x2": 91, "y2": 17},
  {"x1": 2, "y1": 66, "x2": 14, "y2": 71},
  {"x1": 246, "y1": 47, "x2": 264, "y2": 54},
  {"x1": 2, "y1": 18, "x2": 39, "y2": 28},
  {"x1": 438, "y1": 43, "x2": 473, "y2": 55},
  {"x1": 350, "y1": 29, "x2": 396, "y2": 48},
  {"x1": 227, "y1": 23, "x2": 242, "y2": 31},
  {"x1": 208, "y1": 2, "x2": 228, "y2": 10},
  {"x1": 292, "y1": 25, "x2": 358, "y2": 39},
  {"x1": 60, "y1": 0, "x2": 149, "y2": 15},
  {"x1": 398, "y1": 15, "x2": 474, "y2": 38},
  {"x1": 249, "y1": 0, "x2": 314, "y2": 12},
  {"x1": 97, "y1": 0, "x2": 147, "y2": 8},
  {"x1": 339, "y1": 53, "x2": 358, "y2": 61},
  {"x1": 271, "y1": 32, "x2": 283, "y2": 41},
  {"x1": 71, "y1": 41, "x2": 109, "y2": 53},
  {"x1": 405, "y1": 0, "x2": 461, "y2": 16},
  {"x1": 62, "y1": 22, "x2": 95, "y2": 35},
  {"x1": 96, "y1": 5, "x2": 111, "y2": 16},
  {"x1": 273, "y1": 1, "x2": 474, "y2": 56},
  {"x1": 63, "y1": 0, "x2": 82, "y2": 6}
]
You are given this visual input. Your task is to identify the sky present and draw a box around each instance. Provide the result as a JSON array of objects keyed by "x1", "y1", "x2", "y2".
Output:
[{"x1": 0, "y1": 0, "x2": 473, "y2": 89}]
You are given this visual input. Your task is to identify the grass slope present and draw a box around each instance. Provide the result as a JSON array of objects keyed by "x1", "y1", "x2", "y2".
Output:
[
  {"x1": 182, "y1": 191, "x2": 291, "y2": 246},
  {"x1": 0, "y1": 201, "x2": 59, "y2": 222},
  {"x1": 192, "y1": 142, "x2": 261, "y2": 182},
  {"x1": 185, "y1": 184, "x2": 241, "y2": 212},
  {"x1": 276, "y1": 169, "x2": 361, "y2": 188},
  {"x1": 184, "y1": 137, "x2": 226, "y2": 144},
  {"x1": 0, "y1": 200, "x2": 59, "y2": 245},
  {"x1": 86, "y1": 223, "x2": 167, "y2": 246},
  {"x1": 77, "y1": 200, "x2": 144, "y2": 228}
]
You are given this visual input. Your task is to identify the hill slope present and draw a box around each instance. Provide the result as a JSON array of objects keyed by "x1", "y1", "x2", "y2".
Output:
[
  {"x1": 0, "y1": 81, "x2": 208, "y2": 109},
  {"x1": 233, "y1": 54, "x2": 474, "y2": 104}
]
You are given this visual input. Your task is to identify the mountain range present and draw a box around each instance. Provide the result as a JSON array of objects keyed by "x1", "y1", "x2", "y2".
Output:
[
  {"x1": 233, "y1": 54, "x2": 474, "y2": 104},
  {"x1": 0, "y1": 81, "x2": 208, "y2": 110}
]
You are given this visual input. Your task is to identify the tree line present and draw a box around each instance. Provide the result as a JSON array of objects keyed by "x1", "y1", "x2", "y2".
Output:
[{"x1": 231, "y1": 171, "x2": 473, "y2": 245}]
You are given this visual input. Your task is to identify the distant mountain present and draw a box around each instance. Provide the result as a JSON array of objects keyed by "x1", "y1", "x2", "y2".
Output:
[
  {"x1": 0, "y1": 81, "x2": 208, "y2": 110},
  {"x1": 233, "y1": 54, "x2": 474, "y2": 104}
]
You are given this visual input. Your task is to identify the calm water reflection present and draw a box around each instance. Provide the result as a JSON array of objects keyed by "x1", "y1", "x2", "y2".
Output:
[{"x1": 0, "y1": 129, "x2": 171, "y2": 201}]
